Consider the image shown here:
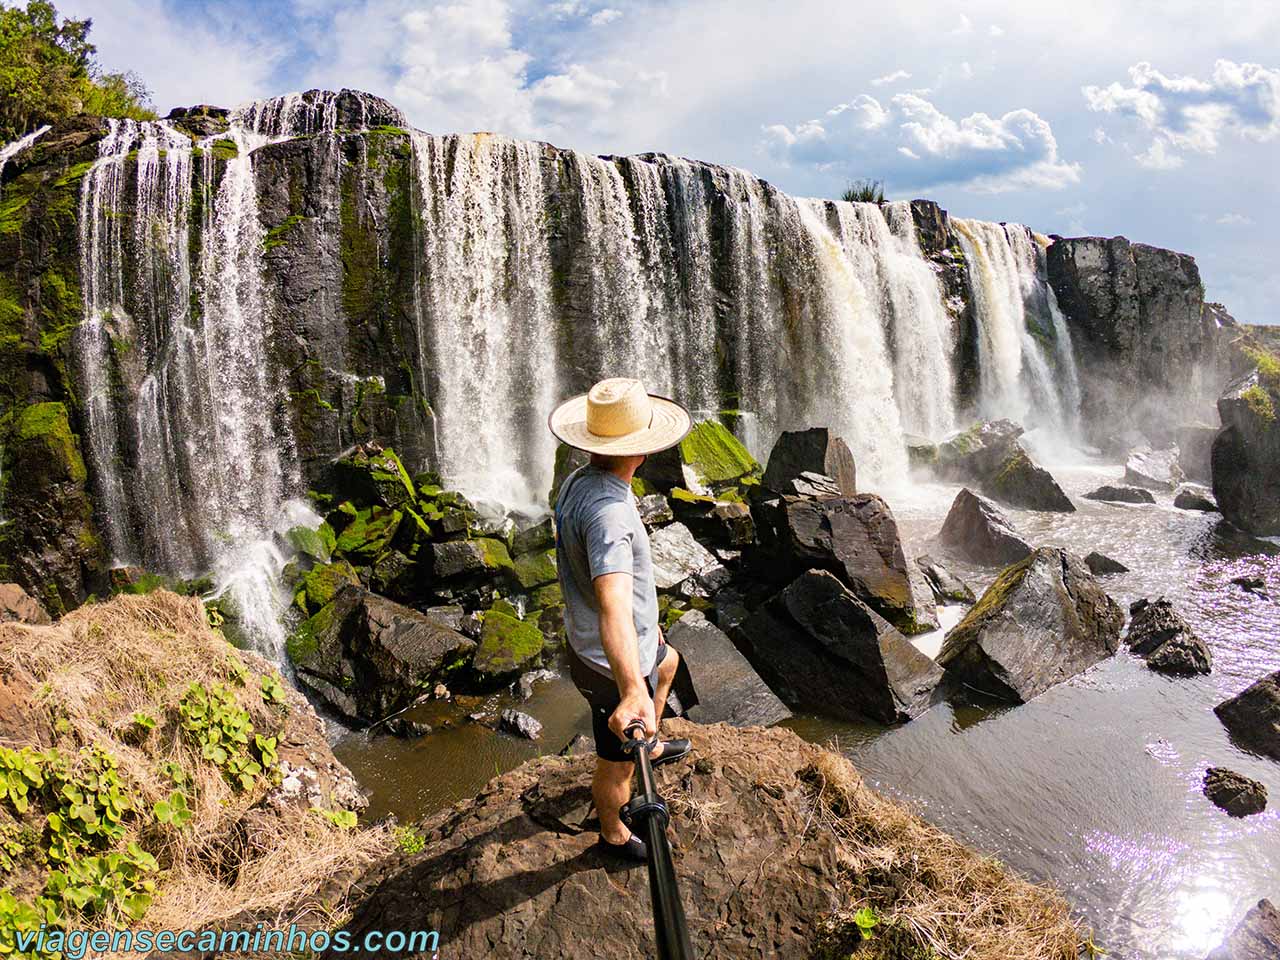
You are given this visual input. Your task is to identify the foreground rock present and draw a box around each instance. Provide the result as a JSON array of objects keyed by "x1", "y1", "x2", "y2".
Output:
[
  {"x1": 733, "y1": 570, "x2": 943, "y2": 723},
  {"x1": 916, "y1": 555, "x2": 975, "y2": 604},
  {"x1": 982, "y1": 445, "x2": 1075, "y2": 512},
  {"x1": 665, "y1": 611, "x2": 790, "y2": 727},
  {"x1": 935, "y1": 420, "x2": 1073, "y2": 512},
  {"x1": 289, "y1": 585, "x2": 476, "y2": 724},
  {"x1": 1084, "y1": 551, "x2": 1129, "y2": 575},
  {"x1": 937, "y1": 488, "x2": 1033, "y2": 566},
  {"x1": 1207, "y1": 899, "x2": 1280, "y2": 960},
  {"x1": 1125, "y1": 598, "x2": 1212, "y2": 675},
  {"x1": 761, "y1": 427, "x2": 857, "y2": 497},
  {"x1": 1203, "y1": 767, "x2": 1268, "y2": 817},
  {"x1": 937, "y1": 548, "x2": 1124, "y2": 703},
  {"x1": 0, "y1": 583, "x2": 51, "y2": 624},
  {"x1": 1083, "y1": 484, "x2": 1156, "y2": 504},
  {"x1": 1174, "y1": 486, "x2": 1219, "y2": 512},
  {"x1": 1213, "y1": 363, "x2": 1280, "y2": 536},
  {"x1": 1125, "y1": 445, "x2": 1185, "y2": 490},
  {"x1": 753, "y1": 493, "x2": 938, "y2": 633},
  {"x1": 333, "y1": 721, "x2": 1079, "y2": 960},
  {"x1": 1215, "y1": 671, "x2": 1280, "y2": 761}
]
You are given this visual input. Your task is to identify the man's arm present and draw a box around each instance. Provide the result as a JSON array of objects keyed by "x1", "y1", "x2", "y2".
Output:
[{"x1": 594, "y1": 571, "x2": 656, "y2": 742}]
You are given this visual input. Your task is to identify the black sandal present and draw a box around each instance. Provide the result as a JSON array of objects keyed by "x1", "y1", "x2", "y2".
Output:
[
  {"x1": 651, "y1": 738, "x2": 692, "y2": 768},
  {"x1": 598, "y1": 833, "x2": 648, "y2": 862}
]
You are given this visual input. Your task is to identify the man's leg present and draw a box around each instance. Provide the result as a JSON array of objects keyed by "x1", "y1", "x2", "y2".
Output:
[
  {"x1": 593, "y1": 758, "x2": 634, "y2": 844},
  {"x1": 650, "y1": 644, "x2": 679, "y2": 760}
]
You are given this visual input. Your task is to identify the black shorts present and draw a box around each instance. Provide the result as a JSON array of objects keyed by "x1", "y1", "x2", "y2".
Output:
[{"x1": 568, "y1": 641, "x2": 669, "y2": 763}]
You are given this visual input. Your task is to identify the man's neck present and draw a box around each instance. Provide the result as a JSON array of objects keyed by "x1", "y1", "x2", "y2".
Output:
[{"x1": 590, "y1": 455, "x2": 640, "y2": 486}]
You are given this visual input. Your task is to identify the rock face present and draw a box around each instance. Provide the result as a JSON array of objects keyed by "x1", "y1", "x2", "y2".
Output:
[
  {"x1": 1203, "y1": 767, "x2": 1267, "y2": 817},
  {"x1": 0, "y1": 583, "x2": 51, "y2": 624},
  {"x1": 937, "y1": 489, "x2": 1033, "y2": 566},
  {"x1": 648, "y1": 521, "x2": 721, "y2": 591},
  {"x1": 983, "y1": 445, "x2": 1075, "y2": 512},
  {"x1": 1125, "y1": 446, "x2": 1185, "y2": 490},
  {"x1": 1213, "y1": 367, "x2": 1280, "y2": 536},
  {"x1": 937, "y1": 548, "x2": 1124, "y2": 703},
  {"x1": 752, "y1": 494, "x2": 938, "y2": 633},
  {"x1": 1083, "y1": 484, "x2": 1156, "y2": 505},
  {"x1": 1125, "y1": 598, "x2": 1212, "y2": 675},
  {"x1": 665, "y1": 611, "x2": 791, "y2": 727},
  {"x1": 289, "y1": 585, "x2": 476, "y2": 724},
  {"x1": 933, "y1": 421, "x2": 1072, "y2": 512},
  {"x1": 761, "y1": 427, "x2": 856, "y2": 497},
  {"x1": 1177, "y1": 423, "x2": 1218, "y2": 483},
  {"x1": 1207, "y1": 899, "x2": 1280, "y2": 960},
  {"x1": 733, "y1": 570, "x2": 943, "y2": 723},
  {"x1": 1215, "y1": 671, "x2": 1280, "y2": 761}
]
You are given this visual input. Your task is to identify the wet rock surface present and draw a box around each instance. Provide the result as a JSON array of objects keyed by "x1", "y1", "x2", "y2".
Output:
[
  {"x1": 1202, "y1": 767, "x2": 1267, "y2": 817},
  {"x1": 1213, "y1": 368, "x2": 1280, "y2": 536},
  {"x1": 761, "y1": 427, "x2": 857, "y2": 497},
  {"x1": 734, "y1": 570, "x2": 943, "y2": 723},
  {"x1": 916, "y1": 554, "x2": 975, "y2": 604},
  {"x1": 1125, "y1": 446, "x2": 1185, "y2": 490},
  {"x1": 1083, "y1": 484, "x2": 1156, "y2": 504},
  {"x1": 1174, "y1": 486, "x2": 1219, "y2": 512},
  {"x1": 1215, "y1": 670, "x2": 1280, "y2": 761},
  {"x1": 665, "y1": 611, "x2": 790, "y2": 727},
  {"x1": 1125, "y1": 597, "x2": 1212, "y2": 675},
  {"x1": 1206, "y1": 899, "x2": 1280, "y2": 960},
  {"x1": 1084, "y1": 551, "x2": 1129, "y2": 575},
  {"x1": 937, "y1": 548, "x2": 1124, "y2": 703},
  {"x1": 937, "y1": 488, "x2": 1033, "y2": 567}
]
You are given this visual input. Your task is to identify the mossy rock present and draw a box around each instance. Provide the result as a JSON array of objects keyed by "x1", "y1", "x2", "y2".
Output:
[
  {"x1": 286, "y1": 601, "x2": 341, "y2": 669},
  {"x1": 334, "y1": 506, "x2": 402, "y2": 561},
  {"x1": 286, "y1": 524, "x2": 332, "y2": 564},
  {"x1": 679, "y1": 419, "x2": 759, "y2": 486},
  {"x1": 513, "y1": 549, "x2": 557, "y2": 590},
  {"x1": 12, "y1": 402, "x2": 86, "y2": 485},
  {"x1": 531, "y1": 582, "x2": 562, "y2": 610},
  {"x1": 329, "y1": 447, "x2": 416, "y2": 508},
  {"x1": 478, "y1": 537, "x2": 514, "y2": 572},
  {"x1": 473, "y1": 610, "x2": 545, "y2": 677},
  {"x1": 549, "y1": 442, "x2": 590, "y2": 506},
  {"x1": 294, "y1": 560, "x2": 360, "y2": 615}
]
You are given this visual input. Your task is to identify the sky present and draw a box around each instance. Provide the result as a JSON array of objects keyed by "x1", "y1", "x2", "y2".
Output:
[{"x1": 64, "y1": 0, "x2": 1280, "y2": 324}]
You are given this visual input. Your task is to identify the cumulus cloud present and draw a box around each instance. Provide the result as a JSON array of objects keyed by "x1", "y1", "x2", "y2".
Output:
[
  {"x1": 1084, "y1": 59, "x2": 1280, "y2": 168},
  {"x1": 589, "y1": 8, "x2": 622, "y2": 25},
  {"x1": 989, "y1": 25, "x2": 1004, "y2": 37},
  {"x1": 871, "y1": 69, "x2": 911, "y2": 87},
  {"x1": 1217, "y1": 212, "x2": 1254, "y2": 226},
  {"x1": 762, "y1": 91, "x2": 1081, "y2": 193}
]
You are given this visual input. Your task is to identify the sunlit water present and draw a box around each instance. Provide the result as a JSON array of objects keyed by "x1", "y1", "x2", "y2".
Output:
[{"x1": 335, "y1": 460, "x2": 1280, "y2": 959}]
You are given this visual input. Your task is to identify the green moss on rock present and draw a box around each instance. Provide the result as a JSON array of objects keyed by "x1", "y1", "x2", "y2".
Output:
[
  {"x1": 473, "y1": 609, "x2": 545, "y2": 677},
  {"x1": 14, "y1": 402, "x2": 86, "y2": 484},
  {"x1": 477, "y1": 537, "x2": 514, "y2": 572},
  {"x1": 334, "y1": 506, "x2": 402, "y2": 561},
  {"x1": 294, "y1": 560, "x2": 360, "y2": 615},
  {"x1": 679, "y1": 420, "x2": 759, "y2": 486},
  {"x1": 513, "y1": 548, "x2": 557, "y2": 589},
  {"x1": 287, "y1": 601, "x2": 338, "y2": 667},
  {"x1": 286, "y1": 524, "x2": 332, "y2": 563}
]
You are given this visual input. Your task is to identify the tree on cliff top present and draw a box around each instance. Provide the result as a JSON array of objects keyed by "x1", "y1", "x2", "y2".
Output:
[{"x1": 0, "y1": 0, "x2": 155, "y2": 142}]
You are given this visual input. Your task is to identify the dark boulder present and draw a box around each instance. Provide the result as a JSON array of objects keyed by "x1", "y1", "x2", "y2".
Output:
[
  {"x1": 1125, "y1": 445, "x2": 1184, "y2": 491},
  {"x1": 1212, "y1": 366, "x2": 1280, "y2": 536},
  {"x1": 915, "y1": 555, "x2": 975, "y2": 604},
  {"x1": 1231, "y1": 575, "x2": 1270, "y2": 599},
  {"x1": 1202, "y1": 767, "x2": 1267, "y2": 817},
  {"x1": 937, "y1": 489, "x2": 1033, "y2": 567},
  {"x1": 1124, "y1": 597, "x2": 1211, "y2": 674},
  {"x1": 473, "y1": 609, "x2": 545, "y2": 680},
  {"x1": 0, "y1": 583, "x2": 51, "y2": 624},
  {"x1": 982, "y1": 445, "x2": 1075, "y2": 513},
  {"x1": 648, "y1": 522, "x2": 722, "y2": 592},
  {"x1": 636, "y1": 493, "x2": 674, "y2": 529},
  {"x1": 1174, "y1": 486, "x2": 1218, "y2": 512},
  {"x1": 1084, "y1": 551, "x2": 1128, "y2": 575},
  {"x1": 937, "y1": 548, "x2": 1124, "y2": 703},
  {"x1": 935, "y1": 419, "x2": 1024, "y2": 482},
  {"x1": 1215, "y1": 671, "x2": 1280, "y2": 761},
  {"x1": 288, "y1": 586, "x2": 476, "y2": 725},
  {"x1": 1082, "y1": 484, "x2": 1156, "y2": 504},
  {"x1": 752, "y1": 494, "x2": 938, "y2": 633},
  {"x1": 665, "y1": 611, "x2": 791, "y2": 727},
  {"x1": 498, "y1": 708, "x2": 543, "y2": 741},
  {"x1": 761, "y1": 427, "x2": 856, "y2": 497},
  {"x1": 1207, "y1": 899, "x2": 1280, "y2": 960},
  {"x1": 733, "y1": 570, "x2": 943, "y2": 723},
  {"x1": 548, "y1": 443, "x2": 590, "y2": 507},
  {"x1": 511, "y1": 517, "x2": 555, "y2": 556}
]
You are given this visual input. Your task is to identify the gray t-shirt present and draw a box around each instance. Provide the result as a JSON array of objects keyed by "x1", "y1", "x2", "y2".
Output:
[{"x1": 554, "y1": 464, "x2": 659, "y2": 680}]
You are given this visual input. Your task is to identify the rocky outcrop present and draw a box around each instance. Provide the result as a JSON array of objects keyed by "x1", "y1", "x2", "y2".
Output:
[
  {"x1": 937, "y1": 488, "x2": 1033, "y2": 566},
  {"x1": 733, "y1": 570, "x2": 943, "y2": 723},
  {"x1": 761, "y1": 427, "x2": 856, "y2": 497},
  {"x1": 937, "y1": 548, "x2": 1124, "y2": 703},
  {"x1": 916, "y1": 555, "x2": 975, "y2": 604},
  {"x1": 1124, "y1": 446, "x2": 1184, "y2": 490},
  {"x1": 932, "y1": 420, "x2": 1072, "y2": 512},
  {"x1": 1215, "y1": 671, "x2": 1280, "y2": 761},
  {"x1": 333, "y1": 720, "x2": 1078, "y2": 960},
  {"x1": 1203, "y1": 767, "x2": 1267, "y2": 817},
  {"x1": 1083, "y1": 484, "x2": 1155, "y2": 504},
  {"x1": 1084, "y1": 551, "x2": 1128, "y2": 575},
  {"x1": 1124, "y1": 597, "x2": 1211, "y2": 675},
  {"x1": 665, "y1": 610, "x2": 790, "y2": 727},
  {"x1": 1177, "y1": 423, "x2": 1218, "y2": 483},
  {"x1": 0, "y1": 583, "x2": 50, "y2": 624},
  {"x1": 752, "y1": 493, "x2": 938, "y2": 633},
  {"x1": 1207, "y1": 899, "x2": 1280, "y2": 960},
  {"x1": 1213, "y1": 364, "x2": 1280, "y2": 536},
  {"x1": 983, "y1": 445, "x2": 1075, "y2": 512},
  {"x1": 289, "y1": 585, "x2": 476, "y2": 724},
  {"x1": 1174, "y1": 486, "x2": 1218, "y2": 512}
]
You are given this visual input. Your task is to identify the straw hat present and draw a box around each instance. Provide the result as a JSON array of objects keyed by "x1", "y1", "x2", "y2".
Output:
[{"x1": 549, "y1": 378, "x2": 691, "y2": 456}]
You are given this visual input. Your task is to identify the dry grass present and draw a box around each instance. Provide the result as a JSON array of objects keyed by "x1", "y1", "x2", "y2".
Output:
[
  {"x1": 0, "y1": 591, "x2": 393, "y2": 941},
  {"x1": 800, "y1": 751, "x2": 1082, "y2": 960}
]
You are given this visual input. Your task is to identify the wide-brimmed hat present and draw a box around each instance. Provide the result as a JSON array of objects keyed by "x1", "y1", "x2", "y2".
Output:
[{"x1": 549, "y1": 378, "x2": 691, "y2": 456}]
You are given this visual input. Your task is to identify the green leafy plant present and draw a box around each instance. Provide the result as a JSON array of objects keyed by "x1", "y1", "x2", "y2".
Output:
[
  {"x1": 0, "y1": 746, "x2": 48, "y2": 814},
  {"x1": 841, "y1": 179, "x2": 885, "y2": 203},
  {"x1": 152, "y1": 790, "x2": 192, "y2": 828},
  {"x1": 0, "y1": 821, "x2": 29, "y2": 872},
  {"x1": 853, "y1": 905, "x2": 879, "y2": 941},
  {"x1": 312, "y1": 807, "x2": 357, "y2": 830},
  {"x1": 44, "y1": 841, "x2": 157, "y2": 920},
  {"x1": 260, "y1": 672, "x2": 287, "y2": 706},
  {"x1": 178, "y1": 682, "x2": 263, "y2": 791},
  {"x1": 394, "y1": 825, "x2": 426, "y2": 854}
]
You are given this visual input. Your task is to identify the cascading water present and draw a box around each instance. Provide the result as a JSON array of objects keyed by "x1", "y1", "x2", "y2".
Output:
[
  {"x1": 952, "y1": 218, "x2": 1082, "y2": 438},
  {"x1": 0, "y1": 125, "x2": 50, "y2": 183}
]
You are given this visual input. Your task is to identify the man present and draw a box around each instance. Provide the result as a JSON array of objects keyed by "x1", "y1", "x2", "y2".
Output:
[{"x1": 550, "y1": 377, "x2": 694, "y2": 861}]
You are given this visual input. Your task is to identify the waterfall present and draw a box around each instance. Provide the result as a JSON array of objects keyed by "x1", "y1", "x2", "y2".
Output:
[
  {"x1": 0, "y1": 125, "x2": 50, "y2": 183},
  {"x1": 952, "y1": 218, "x2": 1081, "y2": 437}
]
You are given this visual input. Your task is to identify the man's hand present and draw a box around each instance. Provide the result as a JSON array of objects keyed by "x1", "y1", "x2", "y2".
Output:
[{"x1": 609, "y1": 687, "x2": 656, "y2": 743}]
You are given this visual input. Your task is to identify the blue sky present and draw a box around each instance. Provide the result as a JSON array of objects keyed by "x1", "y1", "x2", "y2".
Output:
[{"x1": 68, "y1": 0, "x2": 1280, "y2": 324}]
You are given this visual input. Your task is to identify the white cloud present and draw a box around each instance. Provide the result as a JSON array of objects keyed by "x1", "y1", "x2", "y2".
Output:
[
  {"x1": 763, "y1": 91, "x2": 1081, "y2": 194},
  {"x1": 989, "y1": 25, "x2": 1004, "y2": 38},
  {"x1": 952, "y1": 14, "x2": 972, "y2": 35},
  {"x1": 871, "y1": 69, "x2": 911, "y2": 87},
  {"x1": 959, "y1": 61, "x2": 973, "y2": 80},
  {"x1": 1217, "y1": 212, "x2": 1254, "y2": 226},
  {"x1": 1090, "y1": 126, "x2": 1111, "y2": 144},
  {"x1": 590, "y1": 8, "x2": 622, "y2": 26},
  {"x1": 1084, "y1": 59, "x2": 1280, "y2": 168}
]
